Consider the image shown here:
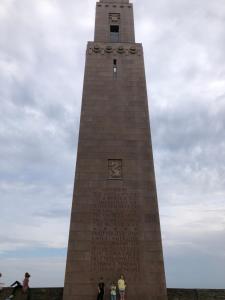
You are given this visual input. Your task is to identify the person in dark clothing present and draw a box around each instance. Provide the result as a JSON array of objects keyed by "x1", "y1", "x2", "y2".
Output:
[
  {"x1": 97, "y1": 277, "x2": 105, "y2": 300},
  {"x1": 7, "y1": 272, "x2": 31, "y2": 299}
]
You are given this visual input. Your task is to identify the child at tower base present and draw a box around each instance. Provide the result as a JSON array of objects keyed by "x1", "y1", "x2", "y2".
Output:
[{"x1": 110, "y1": 281, "x2": 117, "y2": 300}]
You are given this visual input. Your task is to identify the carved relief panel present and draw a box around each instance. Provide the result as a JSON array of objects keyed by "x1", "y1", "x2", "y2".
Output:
[{"x1": 108, "y1": 159, "x2": 122, "y2": 179}]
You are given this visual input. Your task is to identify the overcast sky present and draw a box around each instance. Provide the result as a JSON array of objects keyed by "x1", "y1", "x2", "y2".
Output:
[{"x1": 0, "y1": 0, "x2": 225, "y2": 289}]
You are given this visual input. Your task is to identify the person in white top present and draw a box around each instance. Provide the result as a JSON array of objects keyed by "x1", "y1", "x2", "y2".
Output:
[{"x1": 0, "y1": 273, "x2": 4, "y2": 291}]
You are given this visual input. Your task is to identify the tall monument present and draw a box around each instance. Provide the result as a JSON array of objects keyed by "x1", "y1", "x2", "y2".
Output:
[{"x1": 63, "y1": 0, "x2": 167, "y2": 299}]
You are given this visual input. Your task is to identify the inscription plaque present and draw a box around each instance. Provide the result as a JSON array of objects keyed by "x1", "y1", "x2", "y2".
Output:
[
  {"x1": 109, "y1": 13, "x2": 120, "y2": 23},
  {"x1": 91, "y1": 188, "x2": 140, "y2": 279}
]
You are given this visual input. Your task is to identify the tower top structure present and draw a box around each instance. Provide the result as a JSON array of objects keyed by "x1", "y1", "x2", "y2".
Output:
[
  {"x1": 95, "y1": 0, "x2": 134, "y2": 42},
  {"x1": 63, "y1": 1, "x2": 167, "y2": 299}
]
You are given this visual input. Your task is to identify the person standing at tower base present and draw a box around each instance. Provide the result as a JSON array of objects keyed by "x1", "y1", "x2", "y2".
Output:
[
  {"x1": 118, "y1": 275, "x2": 126, "y2": 300},
  {"x1": 97, "y1": 277, "x2": 105, "y2": 300}
]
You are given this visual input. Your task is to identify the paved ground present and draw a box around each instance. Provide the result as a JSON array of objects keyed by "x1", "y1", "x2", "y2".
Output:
[{"x1": 0, "y1": 288, "x2": 224, "y2": 300}]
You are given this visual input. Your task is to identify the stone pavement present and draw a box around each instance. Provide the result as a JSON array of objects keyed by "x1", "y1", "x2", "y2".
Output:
[
  {"x1": 0, "y1": 288, "x2": 224, "y2": 300},
  {"x1": 0, "y1": 288, "x2": 63, "y2": 300}
]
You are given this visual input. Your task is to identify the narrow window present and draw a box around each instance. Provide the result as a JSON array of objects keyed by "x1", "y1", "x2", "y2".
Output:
[
  {"x1": 113, "y1": 59, "x2": 117, "y2": 78},
  {"x1": 110, "y1": 25, "x2": 119, "y2": 42}
]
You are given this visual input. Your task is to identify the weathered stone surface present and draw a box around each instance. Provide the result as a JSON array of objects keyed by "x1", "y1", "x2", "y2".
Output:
[
  {"x1": 63, "y1": 0, "x2": 167, "y2": 299},
  {"x1": 1, "y1": 288, "x2": 224, "y2": 300},
  {"x1": 0, "y1": 288, "x2": 63, "y2": 300},
  {"x1": 168, "y1": 289, "x2": 225, "y2": 300},
  {"x1": 0, "y1": 288, "x2": 28, "y2": 300}
]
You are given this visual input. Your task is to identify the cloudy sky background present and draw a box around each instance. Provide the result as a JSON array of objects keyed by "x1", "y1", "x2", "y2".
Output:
[{"x1": 0, "y1": 0, "x2": 225, "y2": 288}]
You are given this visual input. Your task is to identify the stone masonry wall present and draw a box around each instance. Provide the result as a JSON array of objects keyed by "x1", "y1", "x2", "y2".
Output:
[{"x1": 0, "y1": 288, "x2": 224, "y2": 300}]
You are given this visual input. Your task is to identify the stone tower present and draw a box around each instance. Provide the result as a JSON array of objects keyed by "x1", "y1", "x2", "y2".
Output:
[{"x1": 63, "y1": 0, "x2": 167, "y2": 299}]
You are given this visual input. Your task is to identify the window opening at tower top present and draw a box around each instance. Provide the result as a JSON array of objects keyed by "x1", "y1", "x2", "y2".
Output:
[{"x1": 110, "y1": 25, "x2": 119, "y2": 42}]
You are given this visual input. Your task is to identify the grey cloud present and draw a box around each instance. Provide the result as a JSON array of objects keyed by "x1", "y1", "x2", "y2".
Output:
[
  {"x1": 0, "y1": 257, "x2": 66, "y2": 287},
  {"x1": 0, "y1": 0, "x2": 225, "y2": 288},
  {"x1": 34, "y1": 208, "x2": 69, "y2": 219},
  {"x1": 165, "y1": 249, "x2": 225, "y2": 288}
]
